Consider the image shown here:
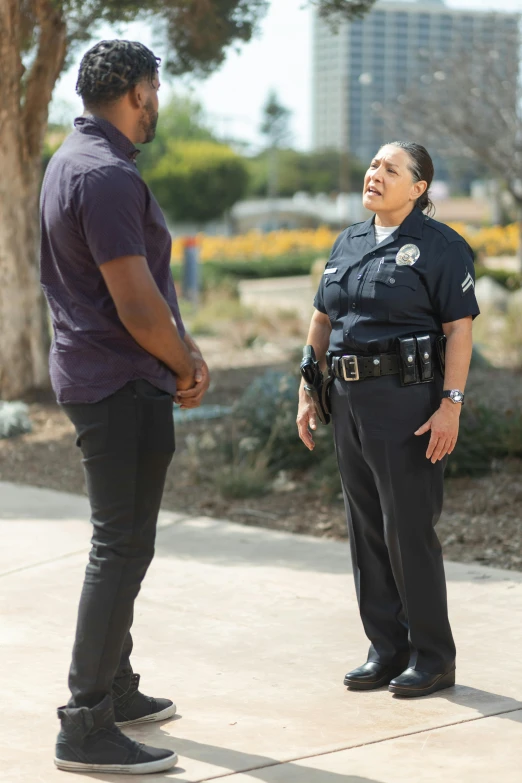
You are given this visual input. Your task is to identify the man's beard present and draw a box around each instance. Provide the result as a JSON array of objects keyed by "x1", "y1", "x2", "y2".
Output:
[{"x1": 140, "y1": 99, "x2": 158, "y2": 144}]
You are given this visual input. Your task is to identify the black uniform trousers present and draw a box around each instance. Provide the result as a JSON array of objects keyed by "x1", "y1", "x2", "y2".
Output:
[
  {"x1": 61, "y1": 380, "x2": 175, "y2": 710},
  {"x1": 330, "y1": 373, "x2": 456, "y2": 674}
]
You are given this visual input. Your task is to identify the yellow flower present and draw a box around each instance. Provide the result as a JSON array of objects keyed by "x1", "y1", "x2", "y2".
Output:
[{"x1": 171, "y1": 227, "x2": 339, "y2": 264}]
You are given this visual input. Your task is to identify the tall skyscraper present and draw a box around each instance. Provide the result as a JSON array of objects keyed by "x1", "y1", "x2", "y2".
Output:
[{"x1": 312, "y1": 0, "x2": 520, "y2": 178}]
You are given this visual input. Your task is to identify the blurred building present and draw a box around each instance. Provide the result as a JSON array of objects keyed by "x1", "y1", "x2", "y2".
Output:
[
  {"x1": 312, "y1": 0, "x2": 520, "y2": 178},
  {"x1": 230, "y1": 192, "x2": 370, "y2": 233}
]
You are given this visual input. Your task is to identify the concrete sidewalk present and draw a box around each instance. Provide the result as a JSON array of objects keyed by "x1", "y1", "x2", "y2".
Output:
[{"x1": 1, "y1": 481, "x2": 521, "y2": 783}]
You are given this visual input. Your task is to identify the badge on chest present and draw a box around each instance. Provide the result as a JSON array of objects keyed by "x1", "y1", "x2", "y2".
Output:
[{"x1": 395, "y1": 244, "x2": 420, "y2": 266}]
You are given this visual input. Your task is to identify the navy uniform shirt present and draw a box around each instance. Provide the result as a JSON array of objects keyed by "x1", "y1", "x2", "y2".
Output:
[
  {"x1": 40, "y1": 116, "x2": 185, "y2": 404},
  {"x1": 314, "y1": 207, "x2": 480, "y2": 355}
]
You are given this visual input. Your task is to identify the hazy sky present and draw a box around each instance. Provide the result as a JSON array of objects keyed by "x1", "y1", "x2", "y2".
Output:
[{"x1": 51, "y1": 0, "x2": 521, "y2": 152}]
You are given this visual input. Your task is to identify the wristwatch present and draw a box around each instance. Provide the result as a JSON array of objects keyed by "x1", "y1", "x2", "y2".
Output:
[{"x1": 442, "y1": 389, "x2": 465, "y2": 405}]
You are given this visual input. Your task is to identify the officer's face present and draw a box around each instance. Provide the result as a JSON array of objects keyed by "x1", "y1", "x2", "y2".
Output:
[{"x1": 363, "y1": 146, "x2": 427, "y2": 214}]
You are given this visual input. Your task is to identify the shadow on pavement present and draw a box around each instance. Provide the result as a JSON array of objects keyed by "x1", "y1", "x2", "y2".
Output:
[
  {"x1": 154, "y1": 518, "x2": 522, "y2": 585},
  {"x1": 430, "y1": 685, "x2": 522, "y2": 721},
  {"x1": 83, "y1": 731, "x2": 383, "y2": 783}
]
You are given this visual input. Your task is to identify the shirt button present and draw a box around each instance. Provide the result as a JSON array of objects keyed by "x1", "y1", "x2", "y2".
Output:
[
  {"x1": 352, "y1": 304, "x2": 356, "y2": 310},
  {"x1": 389, "y1": 278, "x2": 395, "y2": 284},
  {"x1": 357, "y1": 274, "x2": 362, "y2": 279}
]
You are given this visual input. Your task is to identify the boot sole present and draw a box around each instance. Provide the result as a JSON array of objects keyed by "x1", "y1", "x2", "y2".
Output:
[
  {"x1": 54, "y1": 751, "x2": 178, "y2": 774},
  {"x1": 389, "y1": 670, "x2": 456, "y2": 698},
  {"x1": 344, "y1": 673, "x2": 397, "y2": 690},
  {"x1": 344, "y1": 667, "x2": 406, "y2": 690},
  {"x1": 115, "y1": 702, "x2": 177, "y2": 727}
]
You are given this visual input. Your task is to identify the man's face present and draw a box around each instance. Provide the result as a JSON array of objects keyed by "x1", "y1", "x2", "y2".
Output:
[{"x1": 138, "y1": 74, "x2": 160, "y2": 144}]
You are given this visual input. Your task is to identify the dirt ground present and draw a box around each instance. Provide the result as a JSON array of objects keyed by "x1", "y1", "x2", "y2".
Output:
[{"x1": 1, "y1": 351, "x2": 521, "y2": 573}]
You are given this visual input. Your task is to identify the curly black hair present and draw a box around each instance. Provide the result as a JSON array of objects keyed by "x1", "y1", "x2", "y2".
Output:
[{"x1": 76, "y1": 40, "x2": 161, "y2": 109}]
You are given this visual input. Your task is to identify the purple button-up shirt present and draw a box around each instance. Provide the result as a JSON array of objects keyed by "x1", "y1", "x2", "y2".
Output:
[{"x1": 40, "y1": 116, "x2": 185, "y2": 404}]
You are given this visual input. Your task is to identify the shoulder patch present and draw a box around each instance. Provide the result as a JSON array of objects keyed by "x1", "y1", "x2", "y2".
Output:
[{"x1": 461, "y1": 269, "x2": 475, "y2": 296}]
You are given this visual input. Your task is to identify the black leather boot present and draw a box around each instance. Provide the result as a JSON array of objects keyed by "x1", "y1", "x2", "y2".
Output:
[
  {"x1": 389, "y1": 667, "x2": 456, "y2": 697},
  {"x1": 344, "y1": 661, "x2": 408, "y2": 690}
]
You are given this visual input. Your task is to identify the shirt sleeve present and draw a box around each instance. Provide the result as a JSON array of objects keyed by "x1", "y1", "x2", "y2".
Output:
[
  {"x1": 313, "y1": 277, "x2": 327, "y2": 314},
  {"x1": 78, "y1": 167, "x2": 147, "y2": 266},
  {"x1": 313, "y1": 231, "x2": 345, "y2": 313},
  {"x1": 425, "y1": 240, "x2": 480, "y2": 323}
]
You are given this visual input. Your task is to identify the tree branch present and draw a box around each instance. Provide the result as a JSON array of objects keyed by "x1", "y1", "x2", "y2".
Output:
[{"x1": 21, "y1": 0, "x2": 67, "y2": 163}]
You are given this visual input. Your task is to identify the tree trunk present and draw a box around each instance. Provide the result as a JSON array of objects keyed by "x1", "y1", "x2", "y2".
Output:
[
  {"x1": 0, "y1": 1, "x2": 67, "y2": 399},
  {"x1": 0, "y1": 133, "x2": 50, "y2": 399}
]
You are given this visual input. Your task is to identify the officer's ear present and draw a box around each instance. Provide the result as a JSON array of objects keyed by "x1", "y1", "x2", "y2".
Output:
[{"x1": 411, "y1": 179, "x2": 428, "y2": 202}]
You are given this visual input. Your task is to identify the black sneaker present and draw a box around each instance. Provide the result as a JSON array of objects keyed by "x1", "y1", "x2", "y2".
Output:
[
  {"x1": 112, "y1": 672, "x2": 177, "y2": 727},
  {"x1": 54, "y1": 694, "x2": 178, "y2": 775}
]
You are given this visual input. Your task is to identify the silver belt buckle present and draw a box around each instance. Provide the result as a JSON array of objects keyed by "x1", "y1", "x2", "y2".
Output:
[{"x1": 341, "y1": 355, "x2": 360, "y2": 381}]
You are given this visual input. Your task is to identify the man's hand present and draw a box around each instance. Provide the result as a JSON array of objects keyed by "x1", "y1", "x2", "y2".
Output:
[
  {"x1": 415, "y1": 399, "x2": 461, "y2": 463},
  {"x1": 297, "y1": 393, "x2": 317, "y2": 451},
  {"x1": 174, "y1": 353, "x2": 210, "y2": 409}
]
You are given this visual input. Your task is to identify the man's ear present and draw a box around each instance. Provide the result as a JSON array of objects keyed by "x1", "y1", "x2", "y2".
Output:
[{"x1": 128, "y1": 82, "x2": 144, "y2": 110}]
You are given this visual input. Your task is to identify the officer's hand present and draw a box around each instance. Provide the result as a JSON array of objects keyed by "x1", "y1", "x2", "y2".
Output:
[
  {"x1": 174, "y1": 354, "x2": 210, "y2": 409},
  {"x1": 414, "y1": 403, "x2": 461, "y2": 464},
  {"x1": 297, "y1": 396, "x2": 317, "y2": 451}
]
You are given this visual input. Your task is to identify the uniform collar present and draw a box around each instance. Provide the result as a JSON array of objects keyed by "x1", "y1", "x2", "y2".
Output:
[
  {"x1": 74, "y1": 115, "x2": 140, "y2": 162},
  {"x1": 351, "y1": 206, "x2": 425, "y2": 240}
]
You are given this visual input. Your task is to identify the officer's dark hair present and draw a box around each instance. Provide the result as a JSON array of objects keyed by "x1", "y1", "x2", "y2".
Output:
[
  {"x1": 385, "y1": 141, "x2": 435, "y2": 216},
  {"x1": 76, "y1": 40, "x2": 161, "y2": 109}
]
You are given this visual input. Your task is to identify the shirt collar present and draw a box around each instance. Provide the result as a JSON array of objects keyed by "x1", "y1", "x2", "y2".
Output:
[
  {"x1": 74, "y1": 115, "x2": 140, "y2": 162},
  {"x1": 351, "y1": 206, "x2": 425, "y2": 240}
]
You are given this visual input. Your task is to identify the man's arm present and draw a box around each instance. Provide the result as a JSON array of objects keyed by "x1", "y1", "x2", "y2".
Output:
[
  {"x1": 174, "y1": 333, "x2": 211, "y2": 409},
  {"x1": 100, "y1": 255, "x2": 196, "y2": 389}
]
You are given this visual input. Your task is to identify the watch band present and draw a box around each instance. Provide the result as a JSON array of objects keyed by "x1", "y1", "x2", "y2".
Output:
[{"x1": 442, "y1": 390, "x2": 465, "y2": 405}]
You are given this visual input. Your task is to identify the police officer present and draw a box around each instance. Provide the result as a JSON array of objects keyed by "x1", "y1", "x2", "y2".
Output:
[{"x1": 297, "y1": 141, "x2": 480, "y2": 698}]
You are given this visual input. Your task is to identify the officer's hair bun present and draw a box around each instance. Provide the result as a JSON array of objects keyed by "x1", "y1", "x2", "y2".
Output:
[{"x1": 386, "y1": 141, "x2": 435, "y2": 217}]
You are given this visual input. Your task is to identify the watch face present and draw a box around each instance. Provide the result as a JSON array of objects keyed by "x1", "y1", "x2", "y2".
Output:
[{"x1": 450, "y1": 390, "x2": 464, "y2": 403}]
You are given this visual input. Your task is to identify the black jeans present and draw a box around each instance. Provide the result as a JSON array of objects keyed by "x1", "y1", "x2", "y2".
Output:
[{"x1": 61, "y1": 380, "x2": 175, "y2": 710}]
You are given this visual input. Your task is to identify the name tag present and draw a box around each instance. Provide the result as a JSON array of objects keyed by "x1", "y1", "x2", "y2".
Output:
[{"x1": 324, "y1": 268, "x2": 338, "y2": 275}]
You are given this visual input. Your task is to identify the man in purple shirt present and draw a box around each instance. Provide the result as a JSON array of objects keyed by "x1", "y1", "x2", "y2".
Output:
[{"x1": 40, "y1": 40, "x2": 209, "y2": 775}]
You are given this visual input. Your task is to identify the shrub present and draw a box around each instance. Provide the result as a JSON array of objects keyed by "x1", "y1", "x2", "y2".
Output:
[
  {"x1": 475, "y1": 266, "x2": 521, "y2": 291},
  {"x1": 446, "y1": 403, "x2": 522, "y2": 477},
  {"x1": 216, "y1": 466, "x2": 270, "y2": 499}
]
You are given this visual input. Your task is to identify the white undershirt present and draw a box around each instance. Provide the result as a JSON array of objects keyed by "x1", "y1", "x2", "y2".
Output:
[{"x1": 374, "y1": 224, "x2": 399, "y2": 246}]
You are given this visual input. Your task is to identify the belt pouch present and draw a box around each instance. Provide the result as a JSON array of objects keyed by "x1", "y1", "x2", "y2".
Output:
[
  {"x1": 397, "y1": 336, "x2": 419, "y2": 385},
  {"x1": 436, "y1": 335, "x2": 447, "y2": 373},
  {"x1": 416, "y1": 335, "x2": 434, "y2": 382}
]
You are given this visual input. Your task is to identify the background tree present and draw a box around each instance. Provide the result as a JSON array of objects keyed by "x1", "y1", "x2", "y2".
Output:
[
  {"x1": 137, "y1": 92, "x2": 215, "y2": 172},
  {"x1": 0, "y1": 0, "x2": 377, "y2": 399},
  {"x1": 247, "y1": 148, "x2": 366, "y2": 198},
  {"x1": 260, "y1": 90, "x2": 292, "y2": 200},
  {"x1": 143, "y1": 140, "x2": 249, "y2": 224},
  {"x1": 384, "y1": 30, "x2": 522, "y2": 270}
]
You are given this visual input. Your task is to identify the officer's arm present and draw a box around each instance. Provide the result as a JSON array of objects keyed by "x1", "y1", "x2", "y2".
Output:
[
  {"x1": 441, "y1": 317, "x2": 473, "y2": 406},
  {"x1": 297, "y1": 310, "x2": 332, "y2": 450},
  {"x1": 303, "y1": 310, "x2": 332, "y2": 373}
]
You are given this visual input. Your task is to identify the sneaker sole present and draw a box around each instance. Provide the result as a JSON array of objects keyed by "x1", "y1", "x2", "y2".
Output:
[
  {"x1": 115, "y1": 702, "x2": 177, "y2": 727},
  {"x1": 54, "y1": 751, "x2": 178, "y2": 774}
]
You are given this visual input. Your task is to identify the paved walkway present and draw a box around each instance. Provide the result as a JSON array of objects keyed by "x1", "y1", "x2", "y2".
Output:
[{"x1": 1, "y1": 482, "x2": 521, "y2": 782}]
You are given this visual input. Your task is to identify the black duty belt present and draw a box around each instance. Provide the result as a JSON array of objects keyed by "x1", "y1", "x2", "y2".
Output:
[{"x1": 329, "y1": 353, "x2": 399, "y2": 382}]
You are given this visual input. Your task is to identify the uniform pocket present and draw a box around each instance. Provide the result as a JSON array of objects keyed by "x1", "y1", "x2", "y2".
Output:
[
  {"x1": 373, "y1": 266, "x2": 419, "y2": 322},
  {"x1": 323, "y1": 266, "x2": 349, "y2": 320}
]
